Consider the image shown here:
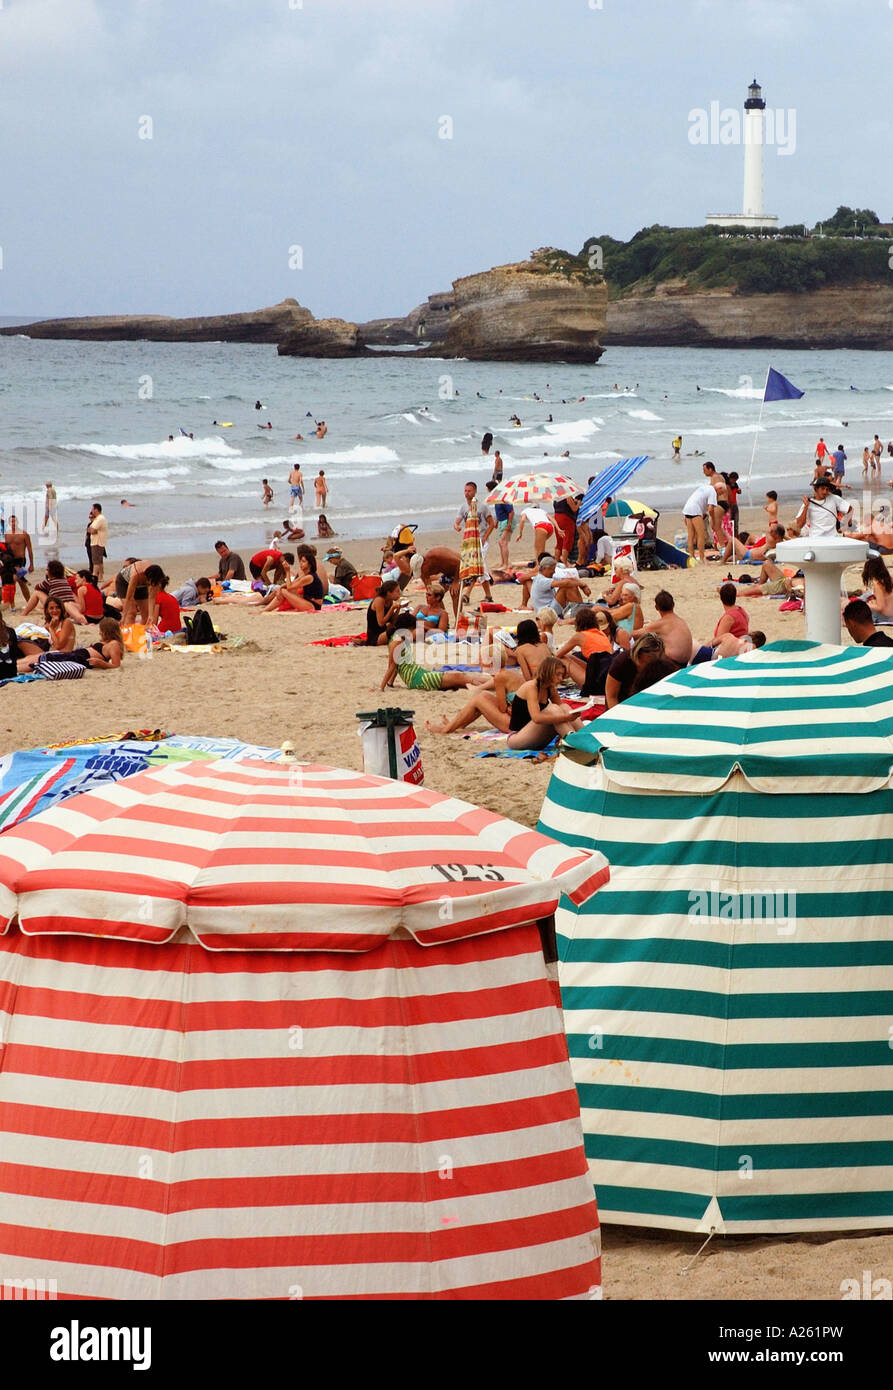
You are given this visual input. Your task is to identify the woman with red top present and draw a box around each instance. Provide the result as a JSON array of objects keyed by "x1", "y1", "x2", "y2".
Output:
[{"x1": 144, "y1": 566, "x2": 182, "y2": 633}]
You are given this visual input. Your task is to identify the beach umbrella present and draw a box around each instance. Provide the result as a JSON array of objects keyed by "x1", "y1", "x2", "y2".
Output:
[
  {"x1": 538, "y1": 640, "x2": 893, "y2": 1235},
  {"x1": 0, "y1": 755, "x2": 609, "y2": 1298},
  {"x1": 577, "y1": 457, "x2": 650, "y2": 525},
  {"x1": 487, "y1": 473, "x2": 584, "y2": 506},
  {"x1": 458, "y1": 496, "x2": 484, "y2": 585},
  {"x1": 603, "y1": 497, "x2": 657, "y2": 520}
]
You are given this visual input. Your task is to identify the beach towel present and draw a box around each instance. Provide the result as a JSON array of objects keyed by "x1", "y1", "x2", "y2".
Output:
[
  {"x1": 0, "y1": 673, "x2": 42, "y2": 689},
  {"x1": 308, "y1": 633, "x2": 365, "y2": 647},
  {"x1": 459, "y1": 498, "x2": 484, "y2": 585},
  {"x1": 475, "y1": 740, "x2": 560, "y2": 760}
]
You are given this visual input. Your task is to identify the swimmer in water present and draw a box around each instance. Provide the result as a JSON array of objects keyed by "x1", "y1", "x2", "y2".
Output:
[
  {"x1": 120, "y1": 499, "x2": 136, "y2": 507},
  {"x1": 255, "y1": 400, "x2": 263, "y2": 410}
]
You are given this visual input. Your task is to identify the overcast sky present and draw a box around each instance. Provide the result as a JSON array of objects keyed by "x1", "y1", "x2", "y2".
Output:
[{"x1": 1, "y1": 0, "x2": 888, "y2": 321}]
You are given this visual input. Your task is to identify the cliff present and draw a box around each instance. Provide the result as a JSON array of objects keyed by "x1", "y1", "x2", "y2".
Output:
[
  {"x1": 603, "y1": 283, "x2": 893, "y2": 349},
  {"x1": 426, "y1": 258, "x2": 607, "y2": 362},
  {"x1": 276, "y1": 317, "x2": 364, "y2": 357},
  {"x1": 0, "y1": 299, "x2": 313, "y2": 343}
]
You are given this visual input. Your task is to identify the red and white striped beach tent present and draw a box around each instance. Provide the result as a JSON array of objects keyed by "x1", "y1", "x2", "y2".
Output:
[{"x1": 0, "y1": 757, "x2": 608, "y2": 1299}]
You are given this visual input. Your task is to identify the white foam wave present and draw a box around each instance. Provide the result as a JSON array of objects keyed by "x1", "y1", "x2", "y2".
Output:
[
  {"x1": 627, "y1": 409, "x2": 662, "y2": 421},
  {"x1": 66, "y1": 435, "x2": 239, "y2": 461},
  {"x1": 206, "y1": 444, "x2": 399, "y2": 472},
  {"x1": 98, "y1": 464, "x2": 192, "y2": 480},
  {"x1": 701, "y1": 386, "x2": 764, "y2": 400},
  {"x1": 518, "y1": 418, "x2": 603, "y2": 447}
]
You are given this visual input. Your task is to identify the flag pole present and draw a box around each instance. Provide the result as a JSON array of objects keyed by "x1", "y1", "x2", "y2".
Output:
[{"x1": 745, "y1": 366, "x2": 770, "y2": 506}]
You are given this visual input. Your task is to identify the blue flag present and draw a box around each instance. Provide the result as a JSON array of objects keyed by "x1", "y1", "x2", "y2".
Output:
[{"x1": 764, "y1": 368, "x2": 804, "y2": 402}]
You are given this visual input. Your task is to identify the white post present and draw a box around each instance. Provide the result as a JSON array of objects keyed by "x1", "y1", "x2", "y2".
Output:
[{"x1": 775, "y1": 537, "x2": 869, "y2": 645}]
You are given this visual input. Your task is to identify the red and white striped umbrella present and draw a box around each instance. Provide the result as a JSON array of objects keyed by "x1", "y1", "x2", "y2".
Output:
[
  {"x1": 0, "y1": 757, "x2": 608, "y2": 1299},
  {"x1": 487, "y1": 472, "x2": 584, "y2": 506}
]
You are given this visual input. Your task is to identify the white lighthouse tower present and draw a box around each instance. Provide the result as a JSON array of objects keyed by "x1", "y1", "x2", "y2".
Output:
[{"x1": 707, "y1": 80, "x2": 779, "y2": 231}]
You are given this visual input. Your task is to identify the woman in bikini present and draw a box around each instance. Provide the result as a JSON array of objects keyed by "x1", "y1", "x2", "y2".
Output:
[
  {"x1": 413, "y1": 583, "x2": 449, "y2": 635},
  {"x1": 381, "y1": 618, "x2": 488, "y2": 693},
  {"x1": 357, "y1": 579, "x2": 402, "y2": 646}
]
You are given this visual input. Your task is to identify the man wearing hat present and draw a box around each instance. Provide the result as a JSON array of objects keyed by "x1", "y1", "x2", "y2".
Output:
[{"x1": 793, "y1": 476, "x2": 852, "y2": 538}]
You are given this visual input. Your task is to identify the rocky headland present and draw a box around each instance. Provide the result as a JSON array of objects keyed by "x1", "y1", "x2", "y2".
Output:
[{"x1": 0, "y1": 299, "x2": 312, "y2": 343}]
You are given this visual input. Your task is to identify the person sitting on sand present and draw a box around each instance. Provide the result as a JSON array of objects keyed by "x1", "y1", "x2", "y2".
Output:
[
  {"x1": 427, "y1": 655, "x2": 584, "y2": 752},
  {"x1": 726, "y1": 557, "x2": 793, "y2": 599},
  {"x1": 843, "y1": 599, "x2": 893, "y2": 648},
  {"x1": 22, "y1": 616, "x2": 125, "y2": 674},
  {"x1": 261, "y1": 551, "x2": 324, "y2": 612},
  {"x1": 145, "y1": 566, "x2": 183, "y2": 633},
  {"x1": 215, "y1": 542, "x2": 246, "y2": 582},
  {"x1": 19, "y1": 560, "x2": 88, "y2": 626},
  {"x1": 555, "y1": 607, "x2": 615, "y2": 687},
  {"x1": 74, "y1": 571, "x2": 106, "y2": 622},
  {"x1": 605, "y1": 632, "x2": 669, "y2": 708},
  {"x1": 380, "y1": 617, "x2": 490, "y2": 693},
  {"x1": 487, "y1": 617, "x2": 553, "y2": 679},
  {"x1": 638, "y1": 590, "x2": 693, "y2": 666},
  {"x1": 605, "y1": 581, "x2": 644, "y2": 647},
  {"x1": 358, "y1": 579, "x2": 402, "y2": 646},
  {"x1": 528, "y1": 555, "x2": 591, "y2": 617},
  {"x1": 317, "y1": 513, "x2": 336, "y2": 539},
  {"x1": 691, "y1": 582, "x2": 749, "y2": 662},
  {"x1": 41, "y1": 596, "x2": 77, "y2": 654},
  {"x1": 413, "y1": 582, "x2": 449, "y2": 634},
  {"x1": 858, "y1": 556, "x2": 893, "y2": 620}
]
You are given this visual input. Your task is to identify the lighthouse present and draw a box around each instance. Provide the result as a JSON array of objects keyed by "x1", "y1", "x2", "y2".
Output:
[{"x1": 706, "y1": 80, "x2": 779, "y2": 231}]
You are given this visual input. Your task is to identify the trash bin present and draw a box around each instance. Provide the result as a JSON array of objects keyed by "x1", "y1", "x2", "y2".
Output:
[{"x1": 357, "y1": 707, "x2": 424, "y2": 784}]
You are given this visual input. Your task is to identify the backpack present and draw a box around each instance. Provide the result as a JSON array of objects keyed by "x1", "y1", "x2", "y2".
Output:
[{"x1": 184, "y1": 609, "x2": 218, "y2": 645}]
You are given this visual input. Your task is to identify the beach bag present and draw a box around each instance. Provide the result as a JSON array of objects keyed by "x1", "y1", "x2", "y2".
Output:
[
  {"x1": 34, "y1": 653, "x2": 87, "y2": 681},
  {"x1": 351, "y1": 575, "x2": 379, "y2": 601},
  {"x1": 184, "y1": 609, "x2": 218, "y2": 645},
  {"x1": 357, "y1": 709, "x2": 424, "y2": 786},
  {"x1": 120, "y1": 624, "x2": 148, "y2": 654}
]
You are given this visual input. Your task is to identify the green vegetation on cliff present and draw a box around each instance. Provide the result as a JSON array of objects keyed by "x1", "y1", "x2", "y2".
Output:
[{"x1": 564, "y1": 209, "x2": 892, "y2": 297}]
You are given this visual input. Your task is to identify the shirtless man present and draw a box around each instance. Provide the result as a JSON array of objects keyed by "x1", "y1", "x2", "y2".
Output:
[
  {"x1": 5, "y1": 516, "x2": 34, "y2": 602},
  {"x1": 872, "y1": 435, "x2": 884, "y2": 478},
  {"x1": 87, "y1": 503, "x2": 108, "y2": 583},
  {"x1": 316, "y1": 421, "x2": 327, "y2": 440},
  {"x1": 639, "y1": 590, "x2": 694, "y2": 666},
  {"x1": 420, "y1": 546, "x2": 461, "y2": 620},
  {"x1": 288, "y1": 465, "x2": 304, "y2": 510}
]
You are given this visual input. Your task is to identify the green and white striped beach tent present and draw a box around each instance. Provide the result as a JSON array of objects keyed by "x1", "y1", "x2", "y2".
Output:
[{"x1": 538, "y1": 640, "x2": 893, "y2": 1234}]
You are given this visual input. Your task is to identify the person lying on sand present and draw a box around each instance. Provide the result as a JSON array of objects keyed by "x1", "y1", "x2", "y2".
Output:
[
  {"x1": 20, "y1": 617, "x2": 125, "y2": 674},
  {"x1": 712, "y1": 630, "x2": 767, "y2": 659},
  {"x1": 380, "y1": 619, "x2": 490, "y2": 693},
  {"x1": 723, "y1": 557, "x2": 793, "y2": 599}
]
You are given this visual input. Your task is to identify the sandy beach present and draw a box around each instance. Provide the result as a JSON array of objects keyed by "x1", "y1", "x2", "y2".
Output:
[{"x1": 7, "y1": 507, "x2": 891, "y2": 1299}]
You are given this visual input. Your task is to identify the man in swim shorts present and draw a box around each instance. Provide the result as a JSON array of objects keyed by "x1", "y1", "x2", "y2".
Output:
[{"x1": 289, "y1": 465, "x2": 304, "y2": 507}]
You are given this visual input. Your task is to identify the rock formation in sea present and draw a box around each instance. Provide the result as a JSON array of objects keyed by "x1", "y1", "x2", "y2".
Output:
[
  {"x1": 418, "y1": 257, "x2": 607, "y2": 362},
  {"x1": 0, "y1": 299, "x2": 312, "y2": 343}
]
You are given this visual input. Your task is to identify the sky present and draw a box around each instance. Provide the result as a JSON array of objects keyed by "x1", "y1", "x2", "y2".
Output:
[{"x1": 0, "y1": 0, "x2": 888, "y2": 321}]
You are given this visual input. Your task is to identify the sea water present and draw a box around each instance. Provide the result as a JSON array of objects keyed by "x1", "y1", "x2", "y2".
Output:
[{"x1": 1, "y1": 326, "x2": 891, "y2": 565}]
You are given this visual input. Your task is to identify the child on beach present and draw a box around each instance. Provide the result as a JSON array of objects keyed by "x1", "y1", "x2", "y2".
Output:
[
  {"x1": 764, "y1": 491, "x2": 779, "y2": 525},
  {"x1": 262, "y1": 479, "x2": 273, "y2": 507}
]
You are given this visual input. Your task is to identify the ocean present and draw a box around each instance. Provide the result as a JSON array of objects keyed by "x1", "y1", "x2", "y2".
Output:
[{"x1": 1, "y1": 325, "x2": 892, "y2": 566}]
